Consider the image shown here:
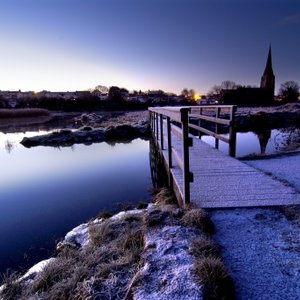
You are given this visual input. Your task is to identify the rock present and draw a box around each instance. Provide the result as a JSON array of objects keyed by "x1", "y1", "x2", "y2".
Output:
[{"x1": 20, "y1": 123, "x2": 150, "y2": 148}]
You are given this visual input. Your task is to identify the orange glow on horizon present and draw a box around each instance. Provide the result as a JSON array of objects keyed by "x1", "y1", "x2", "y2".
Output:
[{"x1": 193, "y1": 94, "x2": 201, "y2": 101}]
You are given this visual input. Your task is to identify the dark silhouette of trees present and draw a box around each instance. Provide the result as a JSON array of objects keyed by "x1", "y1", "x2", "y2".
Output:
[
  {"x1": 180, "y1": 88, "x2": 195, "y2": 101},
  {"x1": 94, "y1": 85, "x2": 109, "y2": 94},
  {"x1": 279, "y1": 81, "x2": 299, "y2": 103},
  {"x1": 207, "y1": 80, "x2": 239, "y2": 100}
]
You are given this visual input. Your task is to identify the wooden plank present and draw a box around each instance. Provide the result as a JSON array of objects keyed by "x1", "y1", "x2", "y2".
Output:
[
  {"x1": 171, "y1": 123, "x2": 183, "y2": 139},
  {"x1": 189, "y1": 113, "x2": 231, "y2": 125},
  {"x1": 149, "y1": 107, "x2": 182, "y2": 122},
  {"x1": 172, "y1": 148, "x2": 184, "y2": 172},
  {"x1": 188, "y1": 123, "x2": 230, "y2": 143}
]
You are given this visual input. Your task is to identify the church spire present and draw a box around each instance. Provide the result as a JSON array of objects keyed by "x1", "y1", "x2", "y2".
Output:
[
  {"x1": 263, "y1": 45, "x2": 274, "y2": 77},
  {"x1": 260, "y1": 45, "x2": 275, "y2": 96}
]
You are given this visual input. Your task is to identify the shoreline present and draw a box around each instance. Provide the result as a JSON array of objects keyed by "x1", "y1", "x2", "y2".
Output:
[
  {"x1": 0, "y1": 105, "x2": 300, "y2": 299},
  {"x1": 0, "y1": 189, "x2": 233, "y2": 300}
]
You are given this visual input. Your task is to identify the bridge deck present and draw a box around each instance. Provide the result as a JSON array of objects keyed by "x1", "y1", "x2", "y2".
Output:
[{"x1": 158, "y1": 124, "x2": 300, "y2": 208}]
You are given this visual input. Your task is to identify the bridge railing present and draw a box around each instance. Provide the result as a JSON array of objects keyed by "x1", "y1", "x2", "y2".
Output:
[
  {"x1": 189, "y1": 105, "x2": 237, "y2": 157},
  {"x1": 149, "y1": 107, "x2": 193, "y2": 205},
  {"x1": 149, "y1": 105, "x2": 237, "y2": 206}
]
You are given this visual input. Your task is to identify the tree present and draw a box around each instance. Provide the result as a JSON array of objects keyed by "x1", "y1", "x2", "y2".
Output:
[
  {"x1": 180, "y1": 88, "x2": 195, "y2": 101},
  {"x1": 221, "y1": 80, "x2": 238, "y2": 90},
  {"x1": 279, "y1": 81, "x2": 299, "y2": 103},
  {"x1": 181, "y1": 88, "x2": 189, "y2": 98},
  {"x1": 207, "y1": 80, "x2": 238, "y2": 100},
  {"x1": 93, "y1": 85, "x2": 109, "y2": 94}
]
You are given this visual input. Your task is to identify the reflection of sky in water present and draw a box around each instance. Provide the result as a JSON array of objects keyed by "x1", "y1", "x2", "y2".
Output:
[
  {"x1": 202, "y1": 129, "x2": 295, "y2": 157},
  {"x1": 0, "y1": 136, "x2": 151, "y2": 274},
  {"x1": 0, "y1": 131, "x2": 50, "y2": 153}
]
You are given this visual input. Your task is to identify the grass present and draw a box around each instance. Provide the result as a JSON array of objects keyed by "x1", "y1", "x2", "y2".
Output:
[
  {"x1": 0, "y1": 187, "x2": 235, "y2": 300},
  {"x1": 0, "y1": 272, "x2": 22, "y2": 300},
  {"x1": 0, "y1": 108, "x2": 49, "y2": 118},
  {"x1": 151, "y1": 187, "x2": 178, "y2": 206},
  {"x1": 1, "y1": 214, "x2": 145, "y2": 299},
  {"x1": 190, "y1": 236, "x2": 219, "y2": 258},
  {"x1": 190, "y1": 236, "x2": 235, "y2": 300},
  {"x1": 194, "y1": 257, "x2": 235, "y2": 300},
  {"x1": 181, "y1": 208, "x2": 215, "y2": 234},
  {"x1": 281, "y1": 205, "x2": 300, "y2": 227}
]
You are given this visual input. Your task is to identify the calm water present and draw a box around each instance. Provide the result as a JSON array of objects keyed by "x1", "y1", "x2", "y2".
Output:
[
  {"x1": 0, "y1": 126, "x2": 298, "y2": 275},
  {"x1": 202, "y1": 128, "x2": 299, "y2": 157},
  {"x1": 0, "y1": 132, "x2": 151, "y2": 275}
]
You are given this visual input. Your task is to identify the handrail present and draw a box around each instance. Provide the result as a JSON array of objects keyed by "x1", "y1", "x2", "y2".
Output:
[
  {"x1": 149, "y1": 107, "x2": 193, "y2": 205},
  {"x1": 148, "y1": 105, "x2": 237, "y2": 206}
]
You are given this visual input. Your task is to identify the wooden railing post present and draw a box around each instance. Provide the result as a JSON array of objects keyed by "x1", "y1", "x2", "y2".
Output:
[
  {"x1": 198, "y1": 107, "x2": 203, "y2": 139},
  {"x1": 167, "y1": 116, "x2": 172, "y2": 168},
  {"x1": 160, "y1": 114, "x2": 164, "y2": 149},
  {"x1": 156, "y1": 112, "x2": 159, "y2": 142},
  {"x1": 166, "y1": 116, "x2": 173, "y2": 187},
  {"x1": 149, "y1": 111, "x2": 153, "y2": 132},
  {"x1": 229, "y1": 106, "x2": 237, "y2": 157},
  {"x1": 215, "y1": 107, "x2": 221, "y2": 149},
  {"x1": 181, "y1": 108, "x2": 192, "y2": 205}
]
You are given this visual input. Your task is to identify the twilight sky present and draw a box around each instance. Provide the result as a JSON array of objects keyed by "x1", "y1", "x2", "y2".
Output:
[{"x1": 0, "y1": 0, "x2": 299, "y2": 94}]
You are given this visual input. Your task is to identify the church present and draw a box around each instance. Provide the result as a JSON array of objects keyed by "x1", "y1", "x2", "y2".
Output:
[{"x1": 222, "y1": 46, "x2": 275, "y2": 106}]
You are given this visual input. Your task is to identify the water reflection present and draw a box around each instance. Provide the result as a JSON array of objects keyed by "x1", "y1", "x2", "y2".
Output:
[
  {"x1": 5, "y1": 140, "x2": 14, "y2": 153},
  {"x1": 273, "y1": 127, "x2": 300, "y2": 152},
  {"x1": 254, "y1": 129, "x2": 271, "y2": 155},
  {"x1": 201, "y1": 126, "x2": 300, "y2": 157},
  {"x1": 149, "y1": 138, "x2": 168, "y2": 189},
  {"x1": 0, "y1": 138, "x2": 151, "y2": 275},
  {"x1": 0, "y1": 131, "x2": 51, "y2": 153}
]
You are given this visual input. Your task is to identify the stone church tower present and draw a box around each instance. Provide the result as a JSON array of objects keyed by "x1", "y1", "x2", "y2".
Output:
[{"x1": 260, "y1": 45, "x2": 275, "y2": 97}]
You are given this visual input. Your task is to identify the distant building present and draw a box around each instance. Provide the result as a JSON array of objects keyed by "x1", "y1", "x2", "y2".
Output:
[{"x1": 222, "y1": 46, "x2": 275, "y2": 106}]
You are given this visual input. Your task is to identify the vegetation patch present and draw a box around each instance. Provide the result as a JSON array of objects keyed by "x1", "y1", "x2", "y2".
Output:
[
  {"x1": 1, "y1": 213, "x2": 145, "y2": 299},
  {"x1": 0, "y1": 108, "x2": 49, "y2": 118},
  {"x1": 181, "y1": 208, "x2": 215, "y2": 234},
  {"x1": 194, "y1": 257, "x2": 235, "y2": 300},
  {"x1": 189, "y1": 235, "x2": 235, "y2": 300},
  {"x1": 281, "y1": 205, "x2": 300, "y2": 227},
  {"x1": 0, "y1": 188, "x2": 235, "y2": 300}
]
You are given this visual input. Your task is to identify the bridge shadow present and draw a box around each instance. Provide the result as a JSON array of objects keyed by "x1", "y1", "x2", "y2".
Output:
[{"x1": 149, "y1": 137, "x2": 169, "y2": 189}]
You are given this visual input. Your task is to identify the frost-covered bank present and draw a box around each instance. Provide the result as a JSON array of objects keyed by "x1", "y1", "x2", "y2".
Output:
[
  {"x1": 21, "y1": 121, "x2": 150, "y2": 147},
  {"x1": 0, "y1": 189, "x2": 234, "y2": 300},
  {"x1": 211, "y1": 152, "x2": 300, "y2": 299}
]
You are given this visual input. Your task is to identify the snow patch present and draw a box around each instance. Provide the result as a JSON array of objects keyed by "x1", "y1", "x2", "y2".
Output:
[
  {"x1": 20, "y1": 258, "x2": 56, "y2": 282},
  {"x1": 133, "y1": 225, "x2": 203, "y2": 300},
  {"x1": 110, "y1": 208, "x2": 145, "y2": 221}
]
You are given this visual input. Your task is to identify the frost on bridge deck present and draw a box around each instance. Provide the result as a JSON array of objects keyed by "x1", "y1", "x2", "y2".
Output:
[{"x1": 158, "y1": 124, "x2": 300, "y2": 208}]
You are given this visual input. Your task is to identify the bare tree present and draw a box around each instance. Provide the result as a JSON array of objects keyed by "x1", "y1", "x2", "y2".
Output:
[
  {"x1": 221, "y1": 80, "x2": 238, "y2": 90},
  {"x1": 279, "y1": 81, "x2": 299, "y2": 103},
  {"x1": 181, "y1": 88, "x2": 196, "y2": 101},
  {"x1": 181, "y1": 88, "x2": 189, "y2": 99},
  {"x1": 94, "y1": 85, "x2": 109, "y2": 94},
  {"x1": 207, "y1": 80, "x2": 238, "y2": 100}
]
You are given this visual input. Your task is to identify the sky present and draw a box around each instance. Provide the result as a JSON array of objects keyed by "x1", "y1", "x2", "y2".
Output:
[{"x1": 0, "y1": 0, "x2": 299, "y2": 95}]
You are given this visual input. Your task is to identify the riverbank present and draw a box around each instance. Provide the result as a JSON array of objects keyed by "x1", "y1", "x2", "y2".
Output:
[
  {"x1": 2, "y1": 153, "x2": 300, "y2": 299},
  {"x1": 1, "y1": 105, "x2": 300, "y2": 299},
  {"x1": 210, "y1": 152, "x2": 300, "y2": 299},
  {"x1": 0, "y1": 189, "x2": 234, "y2": 300},
  {"x1": 10, "y1": 103, "x2": 300, "y2": 148}
]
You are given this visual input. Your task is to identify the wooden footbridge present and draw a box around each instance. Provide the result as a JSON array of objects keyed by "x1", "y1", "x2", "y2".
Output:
[{"x1": 149, "y1": 106, "x2": 300, "y2": 208}]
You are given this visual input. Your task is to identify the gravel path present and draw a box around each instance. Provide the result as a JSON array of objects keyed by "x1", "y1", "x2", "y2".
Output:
[
  {"x1": 211, "y1": 208, "x2": 300, "y2": 299},
  {"x1": 211, "y1": 153, "x2": 300, "y2": 299},
  {"x1": 244, "y1": 153, "x2": 300, "y2": 192}
]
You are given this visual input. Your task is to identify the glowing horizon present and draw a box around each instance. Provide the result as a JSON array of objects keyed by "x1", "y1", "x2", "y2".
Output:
[{"x1": 0, "y1": 0, "x2": 299, "y2": 95}]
